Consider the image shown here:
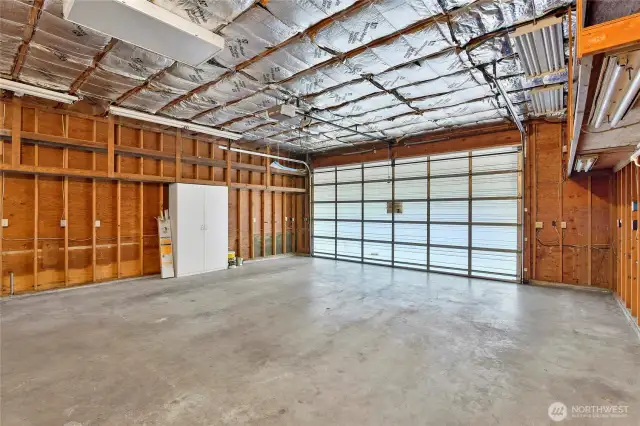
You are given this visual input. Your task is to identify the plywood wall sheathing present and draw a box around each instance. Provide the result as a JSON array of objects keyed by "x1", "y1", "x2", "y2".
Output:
[
  {"x1": 0, "y1": 100, "x2": 308, "y2": 296},
  {"x1": 614, "y1": 162, "x2": 640, "y2": 325}
]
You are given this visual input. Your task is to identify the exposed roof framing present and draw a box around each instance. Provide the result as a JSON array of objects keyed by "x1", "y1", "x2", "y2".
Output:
[
  {"x1": 0, "y1": 0, "x2": 576, "y2": 154},
  {"x1": 10, "y1": 0, "x2": 44, "y2": 78}
]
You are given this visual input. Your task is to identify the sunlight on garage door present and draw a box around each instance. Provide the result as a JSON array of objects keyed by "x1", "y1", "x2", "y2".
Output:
[{"x1": 312, "y1": 146, "x2": 522, "y2": 281}]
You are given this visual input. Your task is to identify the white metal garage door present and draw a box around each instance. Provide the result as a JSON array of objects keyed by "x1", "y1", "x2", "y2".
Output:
[{"x1": 312, "y1": 146, "x2": 522, "y2": 282}]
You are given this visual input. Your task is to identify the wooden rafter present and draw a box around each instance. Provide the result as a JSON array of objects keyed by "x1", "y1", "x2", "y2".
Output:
[
  {"x1": 114, "y1": 63, "x2": 175, "y2": 105},
  {"x1": 11, "y1": 0, "x2": 44, "y2": 78},
  {"x1": 155, "y1": 0, "x2": 374, "y2": 114},
  {"x1": 68, "y1": 39, "x2": 119, "y2": 95}
]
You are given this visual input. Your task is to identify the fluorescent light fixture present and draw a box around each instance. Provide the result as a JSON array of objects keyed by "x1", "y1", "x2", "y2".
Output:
[
  {"x1": 511, "y1": 15, "x2": 565, "y2": 77},
  {"x1": 530, "y1": 84, "x2": 564, "y2": 115},
  {"x1": 63, "y1": 0, "x2": 224, "y2": 67},
  {"x1": 0, "y1": 78, "x2": 79, "y2": 104},
  {"x1": 574, "y1": 155, "x2": 598, "y2": 172},
  {"x1": 110, "y1": 106, "x2": 242, "y2": 140},
  {"x1": 590, "y1": 56, "x2": 625, "y2": 128},
  {"x1": 610, "y1": 67, "x2": 640, "y2": 128}
]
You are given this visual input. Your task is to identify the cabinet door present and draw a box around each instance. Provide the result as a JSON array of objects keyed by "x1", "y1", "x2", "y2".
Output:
[
  {"x1": 203, "y1": 186, "x2": 229, "y2": 272},
  {"x1": 177, "y1": 184, "x2": 205, "y2": 276}
]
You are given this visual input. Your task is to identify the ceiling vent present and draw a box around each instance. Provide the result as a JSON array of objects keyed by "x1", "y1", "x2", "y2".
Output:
[
  {"x1": 530, "y1": 84, "x2": 564, "y2": 115},
  {"x1": 63, "y1": 0, "x2": 225, "y2": 67},
  {"x1": 510, "y1": 15, "x2": 565, "y2": 77}
]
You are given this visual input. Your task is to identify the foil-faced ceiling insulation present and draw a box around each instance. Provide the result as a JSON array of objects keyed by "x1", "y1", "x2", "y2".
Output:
[{"x1": 0, "y1": 0, "x2": 574, "y2": 153}]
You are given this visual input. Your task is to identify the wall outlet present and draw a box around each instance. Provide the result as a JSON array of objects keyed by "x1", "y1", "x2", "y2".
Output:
[
  {"x1": 95, "y1": 220, "x2": 101, "y2": 228},
  {"x1": 535, "y1": 221, "x2": 543, "y2": 229},
  {"x1": 60, "y1": 219, "x2": 67, "y2": 228},
  {"x1": 1, "y1": 218, "x2": 8, "y2": 227},
  {"x1": 561, "y1": 221, "x2": 567, "y2": 229}
]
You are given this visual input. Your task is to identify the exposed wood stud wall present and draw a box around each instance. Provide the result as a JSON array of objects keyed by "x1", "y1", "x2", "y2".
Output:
[
  {"x1": 0, "y1": 100, "x2": 309, "y2": 296},
  {"x1": 525, "y1": 122, "x2": 612, "y2": 288},
  {"x1": 615, "y1": 161, "x2": 640, "y2": 325}
]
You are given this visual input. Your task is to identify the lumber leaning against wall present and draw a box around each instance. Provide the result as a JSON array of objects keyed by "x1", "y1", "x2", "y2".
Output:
[
  {"x1": 614, "y1": 162, "x2": 640, "y2": 325},
  {"x1": 0, "y1": 99, "x2": 310, "y2": 296}
]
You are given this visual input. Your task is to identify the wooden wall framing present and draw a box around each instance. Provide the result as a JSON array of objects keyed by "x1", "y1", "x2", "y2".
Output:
[
  {"x1": 524, "y1": 122, "x2": 613, "y2": 289},
  {"x1": 0, "y1": 99, "x2": 309, "y2": 296},
  {"x1": 614, "y1": 162, "x2": 640, "y2": 325}
]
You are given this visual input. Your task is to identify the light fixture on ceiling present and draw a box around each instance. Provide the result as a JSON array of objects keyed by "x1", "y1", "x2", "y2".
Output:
[
  {"x1": 574, "y1": 154, "x2": 598, "y2": 172},
  {"x1": 264, "y1": 104, "x2": 298, "y2": 121},
  {"x1": 0, "y1": 78, "x2": 79, "y2": 104},
  {"x1": 510, "y1": 15, "x2": 565, "y2": 77},
  {"x1": 609, "y1": 67, "x2": 640, "y2": 128},
  {"x1": 109, "y1": 106, "x2": 242, "y2": 140},
  {"x1": 530, "y1": 84, "x2": 564, "y2": 115},
  {"x1": 63, "y1": 0, "x2": 224, "y2": 67},
  {"x1": 589, "y1": 56, "x2": 625, "y2": 129}
]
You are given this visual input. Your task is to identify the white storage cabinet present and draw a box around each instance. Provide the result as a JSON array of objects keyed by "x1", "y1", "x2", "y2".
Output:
[{"x1": 169, "y1": 183, "x2": 228, "y2": 277}]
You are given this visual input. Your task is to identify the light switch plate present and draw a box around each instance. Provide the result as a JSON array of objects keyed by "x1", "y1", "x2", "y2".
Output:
[
  {"x1": 285, "y1": 216, "x2": 288, "y2": 221},
  {"x1": 253, "y1": 217, "x2": 256, "y2": 223},
  {"x1": 95, "y1": 220, "x2": 101, "y2": 228},
  {"x1": 535, "y1": 221, "x2": 543, "y2": 229},
  {"x1": 561, "y1": 221, "x2": 567, "y2": 229},
  {"x1": 60, "y1": 219, "x2": 67, "y2": 228},
  {"x1": 2, "y1": 218, "x2": 8, "y2": 227}
]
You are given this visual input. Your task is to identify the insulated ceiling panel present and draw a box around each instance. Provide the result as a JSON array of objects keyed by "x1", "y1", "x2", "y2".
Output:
[
  {"x1": 242, "y1": 36, "x2": 331, "y2": 84},
  {"x1": 314, "y1": 0, "x2": 445, "y2": 53},
  {"x1": 396, "y1": 70, "x2": 487, "y2": 99},
  {"x1": 344, "y1": 20, "x2": 455, "y2": 75},
  {"x1": 214, "y1": 6, "x2": 298, "y2": 69},
  {"x1": 306, "y1": 80, "x2": 380, "y2": 108},
  {"x1": 151, "y1": 0, "x2": 254, "y2": 31},
  {"x1": 265, "y1": 0, "x2": 359, "y2": 33},
  {"x1": 4, "y1": 0, "x2": 575, "y2": 153},
  {"x1": 373, "y1": 49, "x2": 473, "y2": 89}
]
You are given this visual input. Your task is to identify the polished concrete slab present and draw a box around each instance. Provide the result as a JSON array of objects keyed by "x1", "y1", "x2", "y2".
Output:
[{"x1": 2, "y1": 257, "x2": 639, "y2": 425}]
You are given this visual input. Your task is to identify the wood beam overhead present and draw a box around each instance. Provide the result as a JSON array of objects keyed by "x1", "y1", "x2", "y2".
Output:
[
  {"x1": 10, "y1": 0, "x2": 44, "y2": 78},
  {"x1": 579, "y1": 11, "x2": 640, "y2": 57}
]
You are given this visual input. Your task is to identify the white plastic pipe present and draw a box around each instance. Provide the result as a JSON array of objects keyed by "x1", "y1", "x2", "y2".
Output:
[{"x1": 610, "y1": 68, "x2": 640, "y2": 128}]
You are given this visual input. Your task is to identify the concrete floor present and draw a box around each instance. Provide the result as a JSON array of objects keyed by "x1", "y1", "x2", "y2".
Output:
[{"x1": 1, "y1": 258, "x2": 639, "y2": 426}]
